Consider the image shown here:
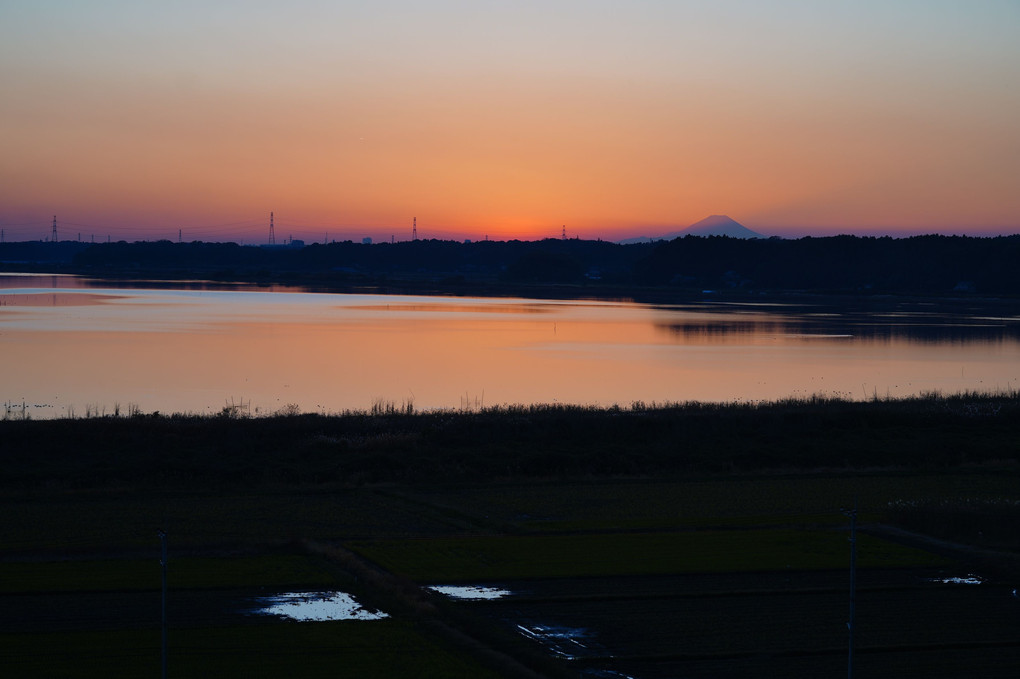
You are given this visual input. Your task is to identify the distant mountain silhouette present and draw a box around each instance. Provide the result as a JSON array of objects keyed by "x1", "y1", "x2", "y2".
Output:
[
  {"x1": 683, "y1": 215, "x2": 763, "y2": 238},
  {"x1": 619, "y1": 215, "x2": 764, "y2": 243}
]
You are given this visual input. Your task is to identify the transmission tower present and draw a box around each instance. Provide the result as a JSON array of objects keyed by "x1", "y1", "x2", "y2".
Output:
[
  {"x1": 52, "y1": 216, "x2": 58, "y2": 243},
  {"x1": 562, "y1": 224, "x2": 566, "y2": 240},
  {"x1": 269, "y1": 212, "x2": 276, "y2": 245},
  {"x1": 412, "y1": 217, "x2": 417, "y2": 241}
]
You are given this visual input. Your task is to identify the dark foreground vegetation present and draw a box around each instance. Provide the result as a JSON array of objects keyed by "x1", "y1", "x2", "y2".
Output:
[
  {"x1": 4, "y1": 232, "x2": 1020, "y2": 297},
  {"x1": 4, "y1": 393, "x2": 1020, "y2": 489},
  {"x1": 3, "y1": 394, "x2": 1019, "y2": 678}
]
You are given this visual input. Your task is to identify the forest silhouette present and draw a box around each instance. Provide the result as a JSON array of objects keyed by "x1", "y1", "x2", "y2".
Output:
[{"x1": 3, "y1": 233, "x2": 1018, "y2": 296}]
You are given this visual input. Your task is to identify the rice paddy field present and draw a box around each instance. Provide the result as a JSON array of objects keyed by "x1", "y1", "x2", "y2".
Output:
[{"x1": 2, "y1": 396, "x2": 1019, "y2": 677}]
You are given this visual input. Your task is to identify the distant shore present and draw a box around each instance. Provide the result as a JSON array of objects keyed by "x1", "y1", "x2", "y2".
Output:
[
  {"x1": 8, "y1": 263, "x2": 1020, "y2": 316},
  {"x1": 4, "y1": 233, "x2": 1020, "y2": 300}
]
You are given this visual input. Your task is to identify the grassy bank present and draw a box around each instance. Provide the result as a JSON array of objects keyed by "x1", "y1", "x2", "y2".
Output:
[{"x1": 3, "y1": 392, "x2": 1019, "y2": 490}]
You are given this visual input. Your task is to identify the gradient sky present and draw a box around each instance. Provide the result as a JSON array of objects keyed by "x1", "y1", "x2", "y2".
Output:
[{"x1": 2, "y1": 1, "x2": 1018, "y2": 243}]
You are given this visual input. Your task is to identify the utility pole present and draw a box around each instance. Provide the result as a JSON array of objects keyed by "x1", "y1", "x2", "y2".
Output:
[
  {"x1": 843, "y1": 501, "x2": 858, "y2": 679},
  {"x1": 158, "y1": 528, "x2": 168, "y2": 679}
]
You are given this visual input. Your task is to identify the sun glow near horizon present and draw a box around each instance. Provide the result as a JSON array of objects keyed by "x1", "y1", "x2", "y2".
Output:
[{"x1": 1, "y1": 2, "x2": 1018, "y2": 243}]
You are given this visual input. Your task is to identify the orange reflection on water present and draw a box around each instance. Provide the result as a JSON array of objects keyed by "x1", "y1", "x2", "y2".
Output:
[
  {"x1": 350, "y1": 303, "x2": 553, "y2": 315},
  {"x1": 0, "y1": 292, "x2": 124, "y2": 307},
  {"x1": 2, "y1": 287, "x2": 1019, "y2": 419}
]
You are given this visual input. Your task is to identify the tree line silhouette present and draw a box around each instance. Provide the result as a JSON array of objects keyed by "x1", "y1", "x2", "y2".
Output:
[{"x1": 2, "y1": 234, "x2": 1018, "y2": 295}]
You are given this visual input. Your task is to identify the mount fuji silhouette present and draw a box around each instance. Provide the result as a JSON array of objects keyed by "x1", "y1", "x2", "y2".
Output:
[
  {"x1": 682, "y1": 215, "x2": 763, "y2": 238},
  {"x1": 619, "y1": 215, "x2": 764, "y2": 243}
]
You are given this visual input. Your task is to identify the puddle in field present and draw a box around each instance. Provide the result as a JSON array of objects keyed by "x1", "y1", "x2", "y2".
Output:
[
  {"x1": 428, "y1": 585, "x2": 513, "y2": 600},
  {"x1": 516, "y1": 623, "x2": 593, "y2": 660},
  {"x1": 928, "y1": 574, "x2": 983, "y2": 585},
  {"x1": 248, "y1": 591, "x2": 388, "y2": 621}
]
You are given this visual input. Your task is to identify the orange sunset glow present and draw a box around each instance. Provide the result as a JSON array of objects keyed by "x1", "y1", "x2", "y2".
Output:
[{"x1": 2, "y1": 2, "x2": 1018, "y2": 243}]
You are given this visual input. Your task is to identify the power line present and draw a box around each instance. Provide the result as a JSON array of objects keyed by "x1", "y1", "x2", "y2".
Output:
[
  {"x1": 0, "y1": 214, "x2": 436, "y2": 244},
  {"x1": 0, "y1": 220, "x2": 49, "y2": 227}
]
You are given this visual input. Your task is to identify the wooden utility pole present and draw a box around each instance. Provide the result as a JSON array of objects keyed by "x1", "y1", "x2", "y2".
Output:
[
  {"x1": 158, "y1": 528, "x2": 168, "y2": 679},
  {"x1": 843, "y1": 502, "x2": 858, "y2": 679}
]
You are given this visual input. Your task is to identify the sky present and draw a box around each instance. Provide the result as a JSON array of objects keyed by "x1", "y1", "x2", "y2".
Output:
[{"x1": 1, "y1": 1, "x2": 1018, "y2": 243}]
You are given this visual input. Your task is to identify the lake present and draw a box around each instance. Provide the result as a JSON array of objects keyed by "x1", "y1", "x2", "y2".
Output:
[{"x1": 2, "y1": 273, "x2": 1018, "y2": 419}]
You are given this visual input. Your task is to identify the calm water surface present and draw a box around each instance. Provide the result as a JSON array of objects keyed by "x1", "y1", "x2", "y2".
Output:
[{"x1": 2, "y1": 274, "x2": 1018, "y2": 418}]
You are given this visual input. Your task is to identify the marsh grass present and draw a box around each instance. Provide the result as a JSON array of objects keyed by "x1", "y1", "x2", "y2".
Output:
[{"x1": 2, "y1": 392, "x2": 1018, "y2": 492}]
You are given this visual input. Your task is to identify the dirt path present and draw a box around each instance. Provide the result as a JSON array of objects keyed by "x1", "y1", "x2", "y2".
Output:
[{"x1": 301, "y1": 539, "x2": 572, "y2": 679}]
